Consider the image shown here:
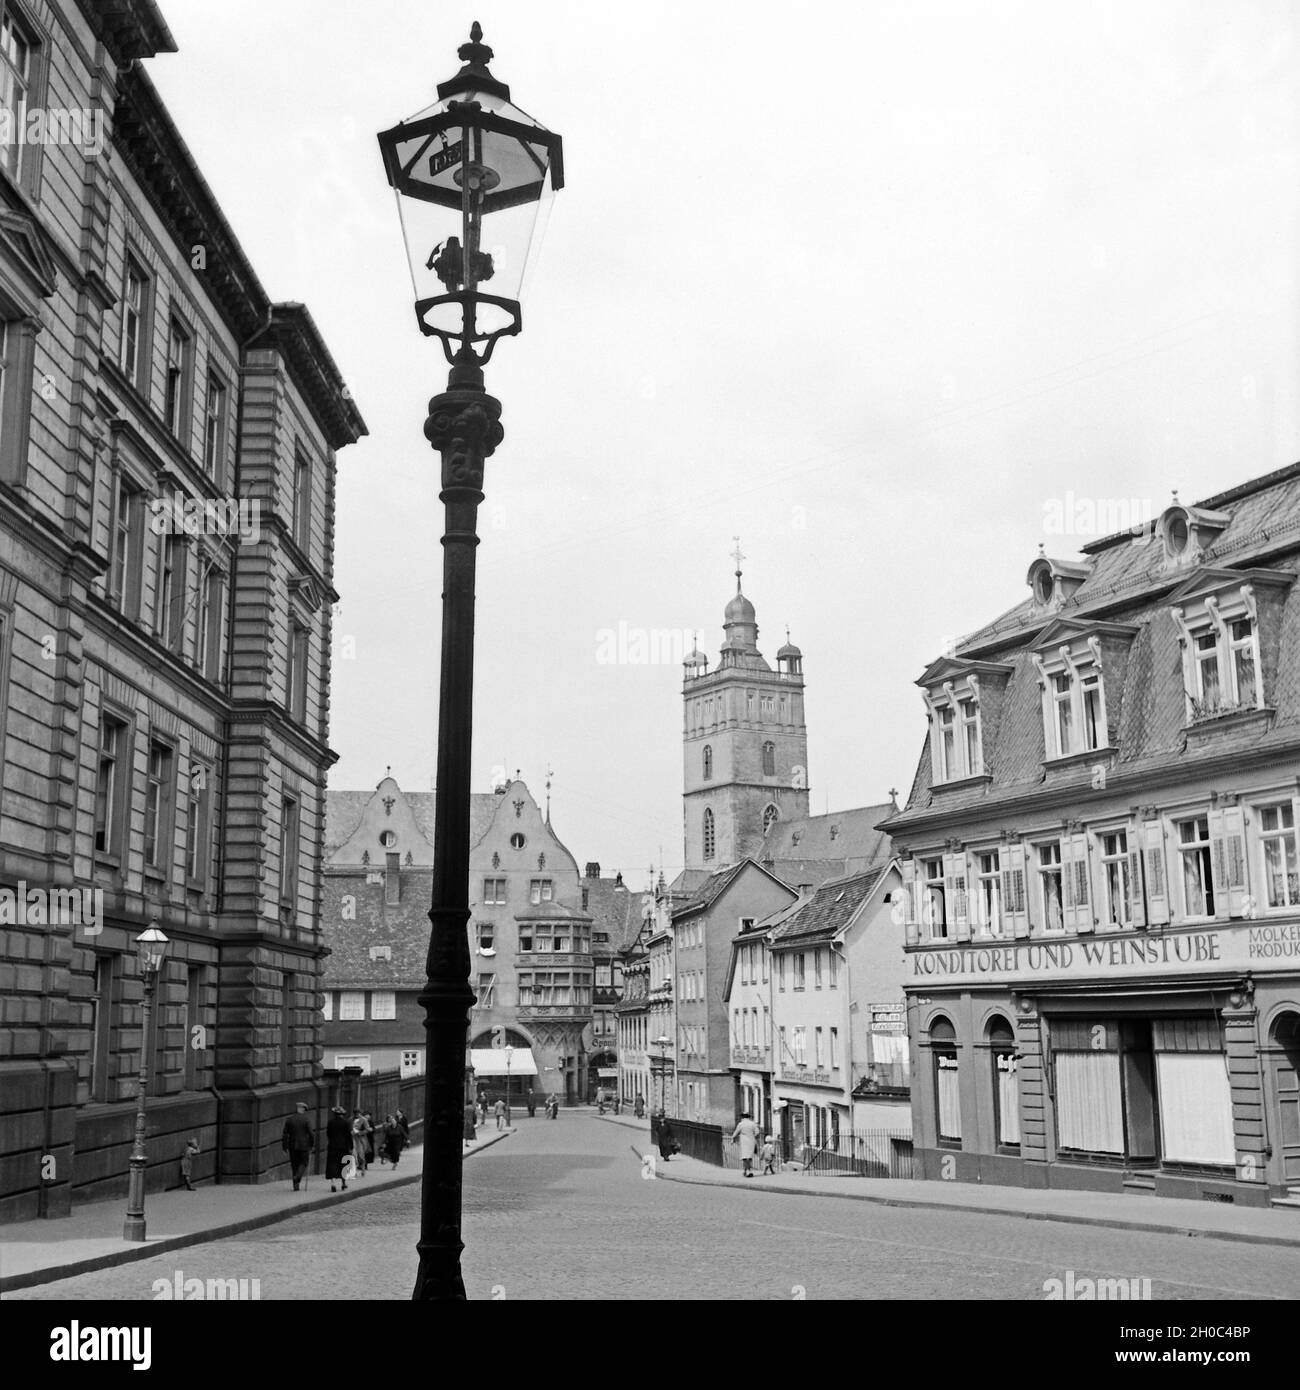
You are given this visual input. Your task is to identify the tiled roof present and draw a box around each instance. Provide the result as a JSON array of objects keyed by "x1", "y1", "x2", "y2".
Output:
[
  {"x1": 759, "y1": 804, "x2": 895, "y2": 877},
  {"x1": 673, "y1": 861, "x2": 749, "y2": 918},
  {"x1": 325, "y1": 786, "x2": 504, "y2": 858},
  {"x1": 584, "y1": 877, "x2": 645, "y2": 953},
  {"x1": 321, "y1": 869, "x2": 432, "y2": 987},
  {"x1": 768, "y1": 867, "x2": 888, "y2": 947}
]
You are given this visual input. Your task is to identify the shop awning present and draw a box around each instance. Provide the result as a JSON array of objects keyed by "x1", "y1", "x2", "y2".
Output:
[{"x1": 469, "y1": 1048, "x2": 538, "y2": 1077}]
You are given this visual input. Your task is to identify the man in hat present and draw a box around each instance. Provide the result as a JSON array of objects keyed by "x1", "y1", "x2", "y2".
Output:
[{"x1": 281, "y1": 1101, "x2": 314, "y2": 1191}]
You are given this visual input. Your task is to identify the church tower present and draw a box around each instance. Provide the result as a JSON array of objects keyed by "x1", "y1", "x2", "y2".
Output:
[{"x1": 682, "y1": 545, "x2": 810, "y2": 871}]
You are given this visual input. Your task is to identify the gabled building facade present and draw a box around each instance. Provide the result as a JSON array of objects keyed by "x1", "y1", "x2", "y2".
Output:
[
  {"x1": 885, "y1": 465, "x2": 1300, "y2": 1206},
  {"x1": 0, "y1": 1, "x2": 365, "y2": 1222},
  {"x1": 672, "y1": 859, "x2": 797, "y2": 1127},
  {"x1": 323, "y1": 775, "x2": 596, "y2": 1103},
  {"x1": 768, "y1": 863, "x2": 907, "y2": 1162}
]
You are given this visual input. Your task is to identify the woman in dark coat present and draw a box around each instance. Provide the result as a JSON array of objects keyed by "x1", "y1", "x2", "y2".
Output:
[
  {"x1": 383, "y1": 1112, "x2": 407, "y2": 1168},
  {"x1": 657, "y1": 1111, "x2": 675, "y2": 1163},
  {"x1": 325, "y1": 1106, "x2": 352, "y2": 1193}
]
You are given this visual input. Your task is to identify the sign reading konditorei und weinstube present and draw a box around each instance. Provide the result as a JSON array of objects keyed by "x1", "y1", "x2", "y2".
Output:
[{"x1": 907, "y1": 923, "x2": 1300, "y2": 987}]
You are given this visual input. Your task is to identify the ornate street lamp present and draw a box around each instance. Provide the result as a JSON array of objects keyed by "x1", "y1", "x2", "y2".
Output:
[
  {"x1": 653, "y1": 1034, "x2": 671, "y2": 1115},
  {"x1": 504, "y1": 1044, "x2": 513, "y2": 1128},
  {"x1": 378, "y1": 23, "x2": 564, "y2": 1302},
  {"x1": 123, "y1": 923, "x2": 168, "y2": 1241}
]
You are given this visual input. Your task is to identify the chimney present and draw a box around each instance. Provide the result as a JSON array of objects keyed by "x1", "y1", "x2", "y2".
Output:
[
  {"x1": 585, "y1": 862, "x2": 600, "y2": 878},
  {"x1": 614, "y1": 871, "x2": 624, "y2": 890}
]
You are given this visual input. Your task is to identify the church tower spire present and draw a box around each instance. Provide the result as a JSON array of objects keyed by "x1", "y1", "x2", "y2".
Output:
[{"x1": 680, "y1": 549, "x2": 810, "y2": 872}]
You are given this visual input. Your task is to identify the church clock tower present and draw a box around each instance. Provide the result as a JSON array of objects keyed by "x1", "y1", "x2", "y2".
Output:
[{"x1": 682, "y1": 545, "x2": 809, "y2": 871}]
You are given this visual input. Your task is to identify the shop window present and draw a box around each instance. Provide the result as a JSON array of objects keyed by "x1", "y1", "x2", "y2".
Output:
[
  {"x1": 989, "y1": 1018, "x2": 1020, "y2": 1149},
  {"x1": 1153, "y1": 1018, "x2": 1233, "y2": 1166},
  {"x1": 931, "y1": 1015, "x2": 960, "y2": 1144}
]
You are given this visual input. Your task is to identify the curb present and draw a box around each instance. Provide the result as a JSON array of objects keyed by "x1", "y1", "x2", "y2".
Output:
[
  {"x1": 0, "y1": 1130, "x2": 513, "y2": 1293},
  {"x1": 629, "y1": 1146, "x2": 1300, "y2": 1251}
]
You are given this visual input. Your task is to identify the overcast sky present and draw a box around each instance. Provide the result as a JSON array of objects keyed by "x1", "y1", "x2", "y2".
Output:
[{"x1": 151, "y1": 1, "x2": 1300, "y2": 885}]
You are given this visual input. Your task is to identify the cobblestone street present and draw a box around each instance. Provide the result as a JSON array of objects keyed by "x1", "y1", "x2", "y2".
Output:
[{"x1": 9, "y1": 1116, "x2": 1300, "y2": 1301}]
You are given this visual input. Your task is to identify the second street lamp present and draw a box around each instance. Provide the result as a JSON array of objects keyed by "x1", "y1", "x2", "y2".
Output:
[
  {"x1": 123, "y1": 924, "x2": 169, "y2": 1242},
  {"x1": 377, "y1": 23, "x2": 564, "y2": 1302}
]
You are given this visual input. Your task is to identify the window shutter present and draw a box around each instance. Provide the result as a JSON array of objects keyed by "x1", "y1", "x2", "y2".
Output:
[
  {"x1": 943, "y1": 851, "x2": 970, "y2": 941},
  {"x1": 1003, "y1": 842, "x2": 1029, "y2": 938},
  {"x1": 1142, "y1": 819, "x2": 1170, "y2": 925},
  {"x1": 1210, "y1": 805, "x2": 1249, "y2": 917},
  {"x1": 901, "y1": 860, "x2": 920, "y2": 946},
  {"x1": 1062, "y1": 832, "x2": 1093, "y2": 933},
  {"x1": 1126, "y1": 826, "x2": 1146, "y2": 928}
]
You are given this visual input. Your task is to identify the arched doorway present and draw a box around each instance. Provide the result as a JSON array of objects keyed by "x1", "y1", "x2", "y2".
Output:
[
  {"x1": 1269, "y1": 1011, "x2": 1300, "y2": 1188},
  {"x1": 468, "y1": 1028, "x2": 535, "y2": 1111},
  {"x1": 588, "y1": 1049, "x2": 617, "y2": 1102}
]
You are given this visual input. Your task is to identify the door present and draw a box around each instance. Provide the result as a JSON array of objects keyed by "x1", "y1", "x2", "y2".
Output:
[{"x1": 1272, "y1": 1013, "x2": 1300, "y2": 1184}]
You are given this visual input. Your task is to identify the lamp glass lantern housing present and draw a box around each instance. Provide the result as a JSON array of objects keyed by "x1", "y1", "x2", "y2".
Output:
[
  {"x1": 377, "y1": 24, "x2": 564, "y2": 363},
  {"x1": 136, "y1": 926, "x2": 169, "y2": 975}
]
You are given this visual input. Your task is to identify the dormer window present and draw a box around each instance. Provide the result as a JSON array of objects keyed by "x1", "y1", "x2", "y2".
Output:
[
  {"x1": 1157, "y1": 498, "x2": 1230, "y2": 567},
  {"x1": 1026, "y1": 554, "x2": 1092, "y2": 612},
  {"x1": 1032, "y1": 640, "x2": 1108, "y2": 759},
  {"x1": 925, "y1": 678, "x2": 984, "y2": 783},
  {"x1": 1170, "y1": 582, "x2": 1265, "y2": 722}
]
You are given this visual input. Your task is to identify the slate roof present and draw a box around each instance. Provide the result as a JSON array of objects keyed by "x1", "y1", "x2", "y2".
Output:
[
  {"x1": 584, "y1": 877, "x2": 645, "y2": 953},
  {"x1": 768, "y1": 866, "x2": 889, "y2": 948},
  {"x1": 325, "y1": 788, "x2": 500, "y2": 857},
  {"x1": 672, "y1": 861, "x2": 751, "y2": 919},
  {"x1": 321, "y1": 869, "x2": 432, "y2": 988},
  {"x1": 887, "y1": 463, "x2": 1300, "y2": 830},
  {"x1": 758, "y1": 803, "x2": 895, "y2": 885}
]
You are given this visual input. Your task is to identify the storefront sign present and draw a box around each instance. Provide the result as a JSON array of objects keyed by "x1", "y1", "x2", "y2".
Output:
[
  {"x1": 868, "y1": 1003, "x2": 906, "y2": 1033},
  {"x1": 907, "y1": 923, "x2": 1300, "y2": 987},
  {"x1": 779, "y1": 1068, "x2": 834, "y2": 1085}
]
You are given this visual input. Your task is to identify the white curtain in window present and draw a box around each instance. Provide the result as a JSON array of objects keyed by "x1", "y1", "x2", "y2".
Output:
[
  {"x1": 1156, "y1": 1053, "x2": 1234, "y2": 1164},
  {"x1": 997, "y1": 1055, "x2": 1021, "y2": 1145},
  {"x1": 937, "y1": 1056, "x2": 961, "y2": 1139},
  {"x1": 1055, "y1": 1051, "x2": 1123, "y2": 1152}
]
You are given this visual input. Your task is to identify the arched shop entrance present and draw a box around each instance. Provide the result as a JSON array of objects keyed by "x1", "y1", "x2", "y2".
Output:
[
  {"x1": 588, "y1": 1050, "x2": 617, "y2": 1101},
  {"x1": 1268, "y1": 1011, "x2": 1300, "y2": 1189}
]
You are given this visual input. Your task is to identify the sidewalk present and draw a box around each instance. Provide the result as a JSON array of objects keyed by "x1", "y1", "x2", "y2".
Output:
[
  {"x1": 0, "y1": 1127, "x2": 513, "y2": 1293},
  {"x1": 625, "y1": 1138, "x2": 1300, "y2": 1250}
]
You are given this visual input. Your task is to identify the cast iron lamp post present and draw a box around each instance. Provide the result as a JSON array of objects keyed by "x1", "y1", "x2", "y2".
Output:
[
  {"x1": 504, "y1": 1044, "x2": 514, "y2": 1127},
  {"x1": 123, "y1": 923, "x2": 169, "y2": 1241},
  {"x1": 653, "y1": 1034, "x2": 671, "y2": 1115},
  {"x1": 378, "y1": 22, "x2": 564, "y2": 1302}
]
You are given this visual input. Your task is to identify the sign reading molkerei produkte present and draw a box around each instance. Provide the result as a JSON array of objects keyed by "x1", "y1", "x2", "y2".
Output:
[{"x1": 908, "y1": 922, "x2": 1300, "y2": 987}]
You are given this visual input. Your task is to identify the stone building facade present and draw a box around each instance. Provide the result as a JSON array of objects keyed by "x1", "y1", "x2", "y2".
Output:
[
  {"x1": 0, "y1": 0, "x2": 364, "y2": 1222},
  {"x1": 886, "y1": 465, "x2": 1300, "y2": 1206}
]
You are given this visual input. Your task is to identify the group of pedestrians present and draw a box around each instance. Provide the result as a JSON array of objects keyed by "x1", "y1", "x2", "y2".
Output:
[
  {"x1": 651, "y1": 1109, "x2": 777, "y2": 1177},
  {"x1": 279, "y1": 1102, "x2": 410, "y2": 1194}
]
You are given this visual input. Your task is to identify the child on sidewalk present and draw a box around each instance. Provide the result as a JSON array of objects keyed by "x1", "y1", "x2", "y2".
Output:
[
  {"x1": 181, "y1": 1137, "x2": 200, "y2": 1191},
  {"x1": 760, "y1": 1135, "x2": 777, "y2": 1176}
]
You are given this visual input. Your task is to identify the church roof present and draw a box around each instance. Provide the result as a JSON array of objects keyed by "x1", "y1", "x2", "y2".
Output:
[{"x1": 759, "y1": 803, "x2": 895, "y2": 882}]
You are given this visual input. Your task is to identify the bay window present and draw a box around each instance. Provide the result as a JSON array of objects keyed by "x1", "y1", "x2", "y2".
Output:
[
  {"x1": 1171, "y1": 583, "x2": 1266, "y2": 721},
  {"x1": 1033, "y1": 644, "x2": 1108, "y2": 759},
  {"x1": 925, "y1": 678, "x2": 984, "y2": 784}
]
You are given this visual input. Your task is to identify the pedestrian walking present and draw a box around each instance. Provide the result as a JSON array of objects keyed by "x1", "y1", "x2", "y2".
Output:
[
  {"x1": 363, "y1": 1110, "x2": 376, "y2": 1166},
  {"x1": 351, "y1": 1109, "x2": 369, "y2": 1176},
  {"x1": 325, "y1": 1105, "x2": 352, "y2": 1193},
  {"x1": 547, "y1": 1094, "x2": 559, "y2": 1120},
  {"x1": 760, "y1": 1134, "x2": 777, "y2": 1176},
  {"x1": 634, "y1": 1095, "x2": 644, "y2": 1119},
  {"x1": 281, "y1": 1102, "x2": 314, "y2": 1192},
  {"x1": 375, "y1": 1114, "x2": 391, "y2": 1165},
  {"x1": 180, "y1": 1137, "x2": 200, "y2": 1192},
  {"x1": 463, "y1": 1102, "x2": 478, "y2": 1145},
  {"x1": 526, "y1": 1089, "x2": 536, "y2": 1118},
  {"x1": 395, "y1": 1108, "x2": 410, "y2": 1145},
  {"x1": 613, "y1": 1095, "x2": 621, "y2": 1115},
  {"x1": 656, "y1": 1110, "x2": 675, "y2": 1163},
  {"x1": 494, "y1": 1098, "x2": 506, "y2": 1130},
  {"x1": 478, "y1": 1091, "x2": 489, "y2": 1126},
  {"x1": 731, "y1": 1111, "x2": 761, "y2": 1178},
  {"x1": 383, "y1": 1112, "x2": 407, "y2": 1167}
]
